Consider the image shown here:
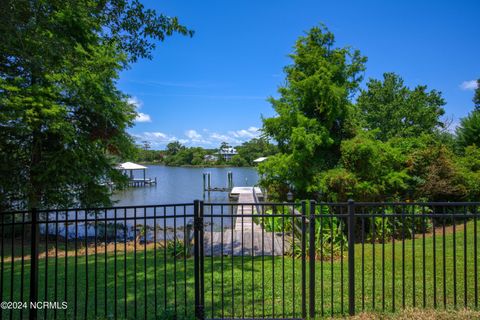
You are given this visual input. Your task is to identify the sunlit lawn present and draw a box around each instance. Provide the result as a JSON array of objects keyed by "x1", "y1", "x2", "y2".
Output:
[{"x1": 1, "y1": 221, "x2": 479, "y2": 319}]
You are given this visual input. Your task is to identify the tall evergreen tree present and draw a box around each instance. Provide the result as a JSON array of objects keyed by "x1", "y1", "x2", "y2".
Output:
[{"x1": 260, "y1": 24, "x2": 366, "y2": 199}]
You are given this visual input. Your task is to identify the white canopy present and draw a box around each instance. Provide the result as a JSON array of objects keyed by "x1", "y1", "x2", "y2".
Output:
[
  {"x1": 253, "y1": 157, "x2": 268, "y2": 163},
  {"x1": 116, "y1": 162, "x2": 147, "y2": 170}
]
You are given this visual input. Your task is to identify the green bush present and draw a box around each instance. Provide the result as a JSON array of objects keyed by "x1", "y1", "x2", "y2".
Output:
[{"x1": 367, "y1": 205, "x2": 432, "y2": 242}]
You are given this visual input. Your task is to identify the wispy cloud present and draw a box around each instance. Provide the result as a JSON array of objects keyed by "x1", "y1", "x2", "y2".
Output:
[
  {"x1": 229, "y1": 126, "x2": 260, "y2": 139},
  {"x1": 137, "y1": 93, "x2": 265, "y2": 100},
  {"x1": 128, "y1": 80, "x2": 222, "y2": 89},
  {"x1": 128, "y1": 96, "x2": 152, "y2": 123},
  {"x1": 460, "y1": 80, "x2": 478, "y2": 91},
  {"x1": 131, "y1": 131, "x2": 177, "y2": 148}
]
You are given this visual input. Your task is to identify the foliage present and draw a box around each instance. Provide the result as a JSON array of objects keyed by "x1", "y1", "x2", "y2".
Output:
[
  {"x1": 235, "y1": 138, "x2": 278, "y2": 166},
  {"x1": 474, "y1": 79, "x2": 480, "y2": 111},
  {"x1": 164, "y1": 146, "x2": 208, "y2": 166},
  {"x1": 256, "y1": 203, "x2": 347, "y2": 260},
  {"x1": 259, "y1": 24, "x2": 480, "y2": 204},
  {"x1": 230, "y1": 155, "x2": 249, "y2": 167},
  {"x1": 160, "y1": 139, "x2": 277, "y2": 167},
  {"x1": 166, "y1": 141, "x2": 187, "y2": 156},
  {"x1": 0, "y1": 0, "x2": 192, "y2": 210},
  {"x1": 310, "y1": 205, "x2": 347, "y2": 260},
  {"x1": 357, "y1": 73, "x2": 446, "y2": 141},
  {"x1": 134, "y1": 148, "x2": 165, "y2": 163},
  {"x1": 408, "y1": 145, "x2": 467, "y2": 201},
  {"x1": 457, "y1": 146, "x2": 480, "y2": 200},
  {"x1": 316, "y1": 134, "x2": 471, "y2": 202},
  {"x1": 260, "y1": 24, "x2": 366, "y2": 200},
  {"x1": 367, "y1": 205, "x2": 433, "y2": 242},
  {"x1": 456, "y1": 110, "x2": 480, "y2": 148},
  {"x1": 164, "y1": 240, "x2": 191, "y2": 259},
  {"x1": 255, "y1": 207, "x2": 293, "y2": 233}
]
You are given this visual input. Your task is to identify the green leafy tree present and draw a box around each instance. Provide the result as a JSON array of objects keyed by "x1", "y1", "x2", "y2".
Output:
[
  {"x1": 456, "y1": 110, "x2": 480, "y2": 148},
  {"x1": 408, "y1": 145, "x2": 467, "y2": 201},
  {"x1": 166, "y1": 141, "x2": 186, "y2": 156},
  {"x1": 230, "y1": 155, "x2": 248, "y2": 167},
  {"x1": 236, "y1": 138, "x2": 277, "y2": 166},
  {"x1": 474, "y1": 79, "x2": 480, "y2": 111},
  {"x1": 260, "y1": 24, "x2": 366, "y2": 199},
  {"x1": 0, "y1": 0, "x2": 192, "y2": 210},
  {"x1": 357, "y1": 73, "x2": 446, "y2": 141},
  {"x1": 458, "y1": 146, "x2": 480, "y2": 200}
]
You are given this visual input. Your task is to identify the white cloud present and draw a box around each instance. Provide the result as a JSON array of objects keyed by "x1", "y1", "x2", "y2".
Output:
[
  {"x1": 135, "y1": 113, "x2": 151, "y2": 123},
  {"x1": 127, "y1": 96, "x2": 143, "y2": 108},
  {"x1": 128, "y1": 96, "x2": 152, "y2": 123},
  {"x1": 210, "y1": 133, "x2": 230, "y2": 141},
  {"x1": 137, "y1": 132, "x2": 177, "y2": 148},
  {"x1": 229, "y1": 126, "x2": 260, "y2": 139},
  {"x1": 185, "y1": 129, "x2": 202, "y2": 140},
  {"x1": 460, "y1": 80, "x2": 478, "y2": 91}
]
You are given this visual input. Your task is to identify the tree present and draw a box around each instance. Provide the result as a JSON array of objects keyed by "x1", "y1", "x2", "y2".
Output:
[
  {"x1": 166, "y1": 141, "x2": 186, "y2": 156},
  {"x1": 456, "y1": 110, "x2": 480, "y2": 148},
  {"x1": 357, "y1": 73, "x2": 446, "y2": 141},
  {"x1": 236, "y1": 138, "x2": 277, "y2": 166},
  {"x1": 219, "y1": 142, "x2": 231, "y2": 151},
  {"x1": 474, "y1": 79, "x2": 480, "y2": 111},
  {"x1": 260, "y1": 24, "x2": 366, "y2": 199},
  {"x1": 0, "y1": 0, "x2": 192, "y2": 210}
]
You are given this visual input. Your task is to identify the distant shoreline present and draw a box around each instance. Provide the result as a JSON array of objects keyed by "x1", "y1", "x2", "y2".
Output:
[{"x1": 137, "y1": 162, "x2": 254, "y2": 169}]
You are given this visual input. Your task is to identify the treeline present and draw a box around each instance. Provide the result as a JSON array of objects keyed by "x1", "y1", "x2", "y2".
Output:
[
  {"x1": 134, "y1": 138, "x2": 277, "y2": 167},
  {"x1": 259, "y1": 25, "x2": 480, "y2": 203}
]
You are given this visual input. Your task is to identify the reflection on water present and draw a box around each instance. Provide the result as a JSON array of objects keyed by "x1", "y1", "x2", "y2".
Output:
[
  {"x1": 40, "y1": 166, "x2": 257, "y2": 239},
  {"x1": 41, "y1": 203, "x2": 237, "y2": 241}
]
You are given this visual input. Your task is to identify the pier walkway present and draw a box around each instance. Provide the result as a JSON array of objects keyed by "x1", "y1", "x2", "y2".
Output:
[{"x1": 203, "y1": 187, "x2": 289, "y2": 256}]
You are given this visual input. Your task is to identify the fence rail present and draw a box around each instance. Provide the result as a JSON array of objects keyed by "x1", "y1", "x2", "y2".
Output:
[{"x1": 0, "y1": 201, "x2": 479, "y2": 319}]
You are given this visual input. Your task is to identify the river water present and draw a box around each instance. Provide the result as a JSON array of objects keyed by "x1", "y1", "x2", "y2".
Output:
[
  {"x1": 111, "y1": 165, "x2": 259, "y2": 205},
  {"x1": 43, "y1": 165, "x2": 259, "y2": 239}
]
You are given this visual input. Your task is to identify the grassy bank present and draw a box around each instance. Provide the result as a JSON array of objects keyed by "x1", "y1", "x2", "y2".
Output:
[{"x1": 1, "y1": 221, "x2": 478, "y2": 319}]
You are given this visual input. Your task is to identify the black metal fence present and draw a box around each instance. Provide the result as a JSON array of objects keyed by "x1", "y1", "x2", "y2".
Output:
[{"x1": 0, "y1": 201, "x2": 479, "y2": 319}]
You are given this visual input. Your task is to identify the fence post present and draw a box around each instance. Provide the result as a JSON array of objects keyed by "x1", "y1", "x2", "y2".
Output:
[
  {"x1": 301, "y1": 200, "x2": 307, "y2": 319},
  {"x1": 29, "y1": 208, "x2": 39, "y2": 320},
  {"x1": 308, "y1": 200, "x2": 316, "y2": 318},
  {"x1": 348, "y1": 199, "x2": 356, "y2": 316},
  {"x1": 193, "y1": 200, "x2": 204, "y2": 320}
]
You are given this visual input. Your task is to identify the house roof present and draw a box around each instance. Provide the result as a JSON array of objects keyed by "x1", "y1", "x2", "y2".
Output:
[
  {"x1": 219, "y1": 147, "x2": 237, "y2": 155},
  {"x1": 116, "y1": 162, "x2": 147, "y2": 170}
]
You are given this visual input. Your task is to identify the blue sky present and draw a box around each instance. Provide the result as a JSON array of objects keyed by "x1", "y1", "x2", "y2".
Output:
[{"x1": 119, "y1": 0, "x2": 480, "y2": 149}]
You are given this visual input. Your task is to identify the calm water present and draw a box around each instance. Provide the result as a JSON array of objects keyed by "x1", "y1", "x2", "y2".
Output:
[
  {"x1": 112, "y1": 165, "x2": 259, "y2": 205},
  {"x1": 44, "y1": 166, "x2": 258, "y2": 239}
]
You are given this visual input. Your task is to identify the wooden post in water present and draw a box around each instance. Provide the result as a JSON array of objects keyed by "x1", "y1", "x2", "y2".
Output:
[
  {"x1": 202, "y1": 173, "x2": 206, "y2": 198},
  {"x1": 227, "y1": 171, "x2": 233, "y2": 189},
  {"x1": 207, "y1": 173, "x2": 211, "y2": 197}
]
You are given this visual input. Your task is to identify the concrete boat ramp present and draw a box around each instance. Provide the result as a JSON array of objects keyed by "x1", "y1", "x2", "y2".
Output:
[{"x1": 203, "y1": 187, "x2": 290, "y2": 256}]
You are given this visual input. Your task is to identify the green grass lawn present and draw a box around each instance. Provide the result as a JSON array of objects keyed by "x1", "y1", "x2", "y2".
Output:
[{"x1": 1, "y1": 220, "x2": 479, "y2": 319}]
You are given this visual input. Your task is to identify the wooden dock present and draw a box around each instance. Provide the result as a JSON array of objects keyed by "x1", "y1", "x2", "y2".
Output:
[
  {"x1": 127, "y1": 177, "x2": 157, "y2": 187},
  {"x1": 203, "y1": 187, "x2": 290, "y2": 256}
]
